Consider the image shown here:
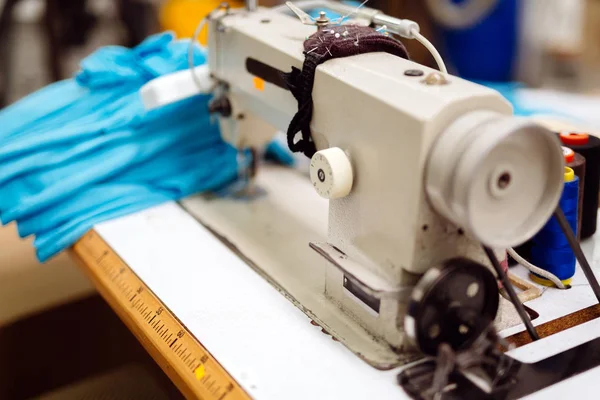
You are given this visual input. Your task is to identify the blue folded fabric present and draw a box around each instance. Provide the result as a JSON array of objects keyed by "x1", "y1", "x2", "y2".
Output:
[
  {"x1": 0, "y1": 32, "x2": 242, "y2": 262},
  {"x1": 0, "y1": 98, "x2": 220, "y2": 223},
  {"x1": 0, "y1": 31, "x2": 297, "y2": 262},
  {"x1": 35, "y1": 193, "x2": 172, "y2": 262},
  {"x1": 33, "y1": 144, "x2": 238, "y2": 261}
]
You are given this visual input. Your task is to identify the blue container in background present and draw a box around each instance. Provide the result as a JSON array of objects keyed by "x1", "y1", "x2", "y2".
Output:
[{"x1": 439, "y1": 0, "x2": 519, "y2": 81}]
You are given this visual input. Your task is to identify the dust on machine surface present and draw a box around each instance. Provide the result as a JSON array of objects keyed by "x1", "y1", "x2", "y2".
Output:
[{"x1": 139, "y1": 1, "x2": 600, "y2": 399}]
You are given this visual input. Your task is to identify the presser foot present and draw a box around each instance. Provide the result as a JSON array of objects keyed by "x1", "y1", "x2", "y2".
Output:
[{"x1": 209, "y1": 148, "x2": 267, "y2": 201}]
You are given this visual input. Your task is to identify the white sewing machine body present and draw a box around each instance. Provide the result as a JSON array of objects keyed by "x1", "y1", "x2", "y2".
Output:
[
  {"x1": 201, "y1": 5, "x2": 560, "y2": 360},
  {"x1": 141, "y1": 3, "x2": 564, "y2": 368}
]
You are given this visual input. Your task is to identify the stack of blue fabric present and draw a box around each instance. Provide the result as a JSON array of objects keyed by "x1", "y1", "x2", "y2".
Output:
[{"x1": 0, "y1": 32, "x2": 241, "y2": 261}]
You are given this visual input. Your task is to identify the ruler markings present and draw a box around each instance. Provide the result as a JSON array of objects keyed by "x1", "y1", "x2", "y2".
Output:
[{"x1": 70, "y1": 231, "x2": 249, "y2": 400}]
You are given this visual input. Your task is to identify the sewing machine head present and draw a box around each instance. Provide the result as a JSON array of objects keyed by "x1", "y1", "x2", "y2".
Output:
[
  {"x1": 206, "y1": 2, "x2": 564, "y2": 250},
  {"x1": 141, "y1": 0, "x2": 567, "y2": 369},
  {"x1": 200, "y1": 0, "x2": 565, "y2": 351}
]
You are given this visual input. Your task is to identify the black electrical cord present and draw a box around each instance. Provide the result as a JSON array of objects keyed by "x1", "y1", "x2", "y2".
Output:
[
  {"x1": 482, "y1": 246, "x2": 540, "y2": 341},
  {"x1": 554, "y1": 207, "x2": 600, "y2": 304}
]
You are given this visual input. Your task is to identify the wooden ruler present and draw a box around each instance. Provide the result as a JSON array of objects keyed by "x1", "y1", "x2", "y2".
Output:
[{"x1": 70, "y1": 230, "x2": 250, "y2": 400}]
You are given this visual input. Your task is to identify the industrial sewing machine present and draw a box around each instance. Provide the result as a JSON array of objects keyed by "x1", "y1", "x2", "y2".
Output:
[{"x1": 141, "y1": 1, "x2": 600, "y2": 398}]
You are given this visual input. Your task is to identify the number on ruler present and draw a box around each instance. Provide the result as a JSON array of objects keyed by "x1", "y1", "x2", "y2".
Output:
[{"x1": 75, "y1": 231, "x2": 247, "y2": 400}]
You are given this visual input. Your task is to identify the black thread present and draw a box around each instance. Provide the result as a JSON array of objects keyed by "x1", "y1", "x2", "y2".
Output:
[
  {"x1": 561, "y1": 134, "x2": 600, "y2": 239},
  {"x1": 282, "y1": 25, "x2": 410, "y2": 158}
]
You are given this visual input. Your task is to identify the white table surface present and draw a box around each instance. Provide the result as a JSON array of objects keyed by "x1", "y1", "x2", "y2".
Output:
[{"x1": 94, "y1": 201, "x2": 600, "y2": 400}]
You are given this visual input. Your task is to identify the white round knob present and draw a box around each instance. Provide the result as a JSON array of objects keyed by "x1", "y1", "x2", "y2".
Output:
[{"x1": 310, "y1": 148, "x2": 353, "y2": 199}]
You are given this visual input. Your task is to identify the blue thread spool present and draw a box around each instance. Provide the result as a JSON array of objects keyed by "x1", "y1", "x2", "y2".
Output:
[{"x1": 530, "y1": 167, "x2": 579, "y2": 286}]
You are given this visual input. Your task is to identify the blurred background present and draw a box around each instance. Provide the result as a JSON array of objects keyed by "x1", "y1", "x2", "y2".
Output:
[{"x1": 0, "y1": 0, "x2": 599, "y2": 398}]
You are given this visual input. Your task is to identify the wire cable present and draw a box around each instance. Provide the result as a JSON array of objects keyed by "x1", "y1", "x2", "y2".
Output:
[
  {"x1": 187, "y1": 3, "x2": 230, "y2": 91},
  {"x1": 507, "y1": 247, "x2": 566, "y2": 289},
  {"x1": 483, "y1": 246, "x2": 539, "y2": 341},
  {"x1": 331, "y1": 0, "x2": 371, "y2": 24},
  {"x1": 410, "y1": 28, "x2": 448, "y2": 74},
  {"x1": 188, "y1": 17, "x2": 209, "y2": 91}
]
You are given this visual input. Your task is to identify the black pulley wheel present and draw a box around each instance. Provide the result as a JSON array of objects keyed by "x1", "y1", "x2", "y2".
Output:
[{"x1": 405, "y1": 257, "x2": 499, "y2": 356}]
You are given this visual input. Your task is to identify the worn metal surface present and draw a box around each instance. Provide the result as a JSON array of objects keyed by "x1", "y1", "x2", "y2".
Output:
[{"x1": 181, "y1": 166, "x2": 417, "y2": 369}]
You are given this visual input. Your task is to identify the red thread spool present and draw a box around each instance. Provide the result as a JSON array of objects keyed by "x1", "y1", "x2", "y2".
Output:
[{"x1": 562, "y1": 146, "x2": 585, "y2": 239}]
